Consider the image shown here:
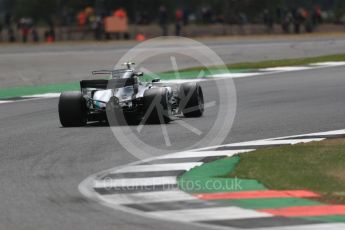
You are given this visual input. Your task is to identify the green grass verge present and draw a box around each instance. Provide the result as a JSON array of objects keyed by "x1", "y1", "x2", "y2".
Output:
[
  {"x1": 178, "y1": 140, "x2": 345, "y2": 222},
  {"x1": 178, "y1": 155, "x2": 323, "y2": 210},
  {"x1": 178, "y1": 156, "x2": 266, "y2": 194},
  {"x1": 226, "y1": 54, "x2": 345, "y2": 69},
  {"x1": 175, "y1": 53, "x2": 345, "y2": 72},
  {"x1": 230, "y1": 139, "x2": 345, "y2": 204},
  {"x1": 141, "y1": 68, "x2": 252, "y2": 82},
  {"x1": 222, "y1": 197, "x2": 321, "y2": 209},
  {"x1": 304, "y1": 215, "x2": 345, "y2": 223},
  {"x1": 0, "y1": 82, "x2": 80, "y2": 99}
]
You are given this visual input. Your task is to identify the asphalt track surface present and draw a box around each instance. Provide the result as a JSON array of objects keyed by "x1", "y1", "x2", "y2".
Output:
[
  {"x1": 1, "y1": 65, "x2": 345, "y2": 230},
  {"x1": 1, "y1": 38, "x2": 345, "y2": 230},
  {"x1": 1, "y1": 35, "x2": 345, "y2": 88}
]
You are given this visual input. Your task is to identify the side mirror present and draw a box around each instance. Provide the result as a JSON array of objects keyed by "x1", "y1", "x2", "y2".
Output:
[
  {"x1": 135, "y1": 72, "x2": 144, "y2": 77},
  {"x1": 152, "y1": 78, "x2": 160, "y2": 83}
]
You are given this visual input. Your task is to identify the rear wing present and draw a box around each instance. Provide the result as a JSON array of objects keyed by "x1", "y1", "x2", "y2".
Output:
[
  {"x1": 80, "y1": 78, "x2": 137, "y2": 90},
  {"x1": 80, "y1": 79, "x2": 108, "y2": 89},
  {"x1": 91, "y1": 70, "x2": 114, "y2": 75},
  {"x1": 82, "y1": 68, "x2": 136, "y2": 90}
]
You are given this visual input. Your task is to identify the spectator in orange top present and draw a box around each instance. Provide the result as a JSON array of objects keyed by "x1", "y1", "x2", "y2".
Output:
[
  {"x1": 113, "y1": 8, "x2": 127, "y2": 19},
  {"x1": 77, "y1": 11, "x2": 87, "y2": 26}
]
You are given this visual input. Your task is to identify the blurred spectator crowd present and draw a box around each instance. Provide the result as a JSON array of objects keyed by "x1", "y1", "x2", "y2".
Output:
[
  {"x1": 264, "y1": 6, "x2": 324, "y2": 34},
  {"x1": 0, "y1": 1, "x2": 345, "y2": 43},
  {"x1": 0, "y1": 13, "x2": 55, "y2": 43}
]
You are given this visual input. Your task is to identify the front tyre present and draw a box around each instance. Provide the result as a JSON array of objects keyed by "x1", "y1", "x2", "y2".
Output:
[
  {"x1": 179, "y1": 83, "x2": 204, "y2": 117},
  {"x1": 58, "y1": 91, "x2": 87, "y2": 127}
]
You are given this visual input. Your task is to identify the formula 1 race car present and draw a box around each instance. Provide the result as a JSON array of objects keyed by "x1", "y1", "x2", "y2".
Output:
[{"x1": 58, "y1": 62, "x2": 204, "y2": 127}]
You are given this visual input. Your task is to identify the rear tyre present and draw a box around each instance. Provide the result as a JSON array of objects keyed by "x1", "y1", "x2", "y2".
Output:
[
  {"x1": 179, "y1": 83, "x2": 204, "y2": 117},
  {"x1": 143, "y1": 88, "x2": 171, "y2": 124},
  {"x1": 58, "y1": 91, "x2": 87, "y2": 127}
]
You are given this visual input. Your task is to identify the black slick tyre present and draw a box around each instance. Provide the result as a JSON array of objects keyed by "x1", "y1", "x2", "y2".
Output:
[{"x1": 58, "y1": 91, "x2": 87, "y2": 127}]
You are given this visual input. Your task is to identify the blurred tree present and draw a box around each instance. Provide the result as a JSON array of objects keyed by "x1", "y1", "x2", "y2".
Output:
[
  {"x1": 334, "y1": 0, "x2": 345, "y2": 21},
  {"x1": 1, "y1": 0, "x2": 339, "y2": 26},
  {"x1": 63, "y1": 0, "x2": 93, "y2": 12}
]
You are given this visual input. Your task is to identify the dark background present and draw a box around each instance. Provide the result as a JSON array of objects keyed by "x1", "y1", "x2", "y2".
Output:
[{"x1": 1, "y1": 0, "x2": 345, "y2": 26}]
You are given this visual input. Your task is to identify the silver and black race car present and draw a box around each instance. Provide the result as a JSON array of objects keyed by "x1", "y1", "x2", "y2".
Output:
[{"x1": 58, "y1": 63, "x2": 204, "y2": 127}]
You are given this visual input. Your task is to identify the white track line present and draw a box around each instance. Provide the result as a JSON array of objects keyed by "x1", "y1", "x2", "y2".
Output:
[
  {"x1": 0, "y1": 100, "x2": 13, "y2": 104},
  {"x1": 22, "y1": 93, "x2": 61, "y2": 98},
  {"x1": 196, "y1": 138, "x2": 326, "y2": 152},
  {"x1": 114, "y1": 162, "x2": 203, "y2": 173},
  {"x1": 149, "y1": 207, "x2": 272, "y2": 222},
  {"x1": 272, "y1": 129, "x2": 345, "y2": 140},
  {"x1": 212, "y1": 62, "x2": 345, "y2": 80},
  {"x1": 157, "y1": 138, "x2": 323, "y2": 159},
  {"x1": 212, "y1": 72, "x2": 262, "y2": 78},
  {"x1": 219, "y1": 138, "x2": 324, "y2": 148},
  {"x1": 161, "y1": 79, "x2": 203, "y2": 84},
  {"x1": 276, "y1": 138, "x2": 325, "y2": 143},
  {"x1": 310, "y1": 62, "x2": 345, "y2": 67},
  {"x1": 263, "y1": 66, "x2": 312, "y2": 72},
  {"x1": 99, "y1": 191, "x2": 196, "y2": 205},
  {"x1": 157, "y1": 149, "x2": 254, "y2": 159},
  {"x1": 94, "y1": 176, "x2": 177, "y2": 188},
  {"x1": 281, "y1": 138, "x2": 325, "y2": 143}
]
